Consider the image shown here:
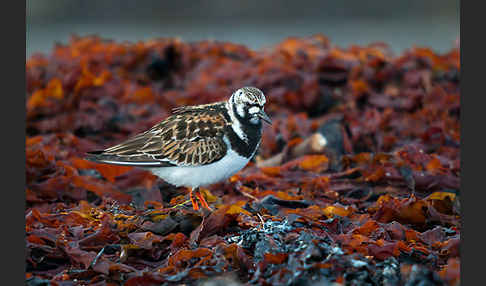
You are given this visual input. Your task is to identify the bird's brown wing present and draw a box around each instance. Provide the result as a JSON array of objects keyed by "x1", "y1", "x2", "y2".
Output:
[{"x1": 86, "y1": 109, "x2": 228, "y2": 167}]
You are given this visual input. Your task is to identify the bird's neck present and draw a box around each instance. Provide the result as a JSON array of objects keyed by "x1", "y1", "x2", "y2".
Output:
[{"x1": 224, "y1": 101, "x2": 262, "y2": 158}]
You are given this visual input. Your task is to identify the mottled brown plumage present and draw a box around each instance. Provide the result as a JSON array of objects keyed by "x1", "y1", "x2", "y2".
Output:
[{"x1": 87, "y1": 102, "x2": 228, "y2": 167}]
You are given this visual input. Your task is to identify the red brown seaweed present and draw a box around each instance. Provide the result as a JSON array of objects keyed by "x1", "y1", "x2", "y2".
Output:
[{"x1": 26, "y1": 35, "x2": 460, "y2": 285}]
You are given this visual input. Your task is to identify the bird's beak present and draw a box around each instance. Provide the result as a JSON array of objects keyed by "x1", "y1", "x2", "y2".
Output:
[{"x1": 258, "y1": 110, "x2": 272, "y2": 125}]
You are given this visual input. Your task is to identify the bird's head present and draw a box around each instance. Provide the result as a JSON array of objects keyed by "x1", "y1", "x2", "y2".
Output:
[{"x1": 229, "y1": 86, "x2": 271, "y2": 125}]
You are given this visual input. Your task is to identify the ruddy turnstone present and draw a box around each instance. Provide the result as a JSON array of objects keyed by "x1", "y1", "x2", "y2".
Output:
[{"x1": 86, "y1": 87, "x2": 271, "y2": 211}]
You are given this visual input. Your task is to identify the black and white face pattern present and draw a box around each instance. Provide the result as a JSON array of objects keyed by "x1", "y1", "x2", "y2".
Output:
[{"x1": 230, "y1": 87, "x2": 270, "y2": 125}]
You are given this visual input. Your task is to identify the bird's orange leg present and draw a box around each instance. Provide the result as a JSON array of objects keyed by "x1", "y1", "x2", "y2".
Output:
[
  {"x1": 195, "y1": 188, "x2": 213, "y2": 211},
  {"x1": 189, "y1": 188, "x2": 200, "y2": 211}
]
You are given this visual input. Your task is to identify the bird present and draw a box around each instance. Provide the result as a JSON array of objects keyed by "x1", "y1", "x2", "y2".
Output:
[{"x1": 86, "y1": 87, "x2": 271, "y2": 211}]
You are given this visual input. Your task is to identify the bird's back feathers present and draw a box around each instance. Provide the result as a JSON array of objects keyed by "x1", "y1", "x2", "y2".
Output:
[{"x1": 86, "y1": 102, "x2": 229, "y2": 167}]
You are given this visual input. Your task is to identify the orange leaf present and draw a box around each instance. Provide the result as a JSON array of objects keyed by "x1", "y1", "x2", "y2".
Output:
[
  {"x1": 286, "y1": 205, "x2": 325, "y2": 220},
  {"x1": 93, "y1": 70, "x2": 111, "y2": 86},
  {"x1": 426, "y1": 191, "x2": 456, "y2": 202},
  {"x1": 298, "y1": 155, "x2": 329, "y2": 172},
  {"x1": 27, "y1": 78, "x2": 64, "y2": 109},
  {"x1": 27, "y1": 234, "x2": 45, "y2": 245},
  {"x1": 264, "y1": 253, "x2": 288, "y2": 264},
  {"x1": 398, "y1": 198, "x2": 428, "y2": 225},
  {"x1": 405, "y1": 229, "x2": 420, "y2": 242},
  {"x1": 350, "y1": 80, "x2": 370, "y2": 97},
  {"x1": 348, "y1": 234, "x2": 370, "y2": 249},
  {"x1": 426, "y1": 156, "x2": 442, "y2": 172},
  {"x1": 260, "y1": 166, "x2": 282, "y2": 176},
  {"x1": 168, "y1": 248, "x2": 212, "y2": 267},
  {"x1": 365, "y1": 167, "x2": 386, "y2": 182},
  {"x1": 71, "y1": 157, "x2": 132, "y2": 183},
  {"x1": 323, "y1": 204, "x2": 352, "y2": 218},
  {"x1": 26, "y1": 136, "x2": 43, "y2": 147},
  {"x1": 354, "y1": 220, "x2": 380, "y2": 236},
  {"x1": 26, "y1": 149, "x2": 52, "y2": 168},
  {"x1": 46, "y1": 78, "x2": 64, "y2": 99},
  {"x1": 396, "y1": 240, "x2": 411, "y2": 254},
  {"x1": 27, "y1": 90, "x2": 46, "y2": 109},
  {"x1": 226, "y1": 205, "x2": 251, "y2": 216},
  {"x1": 257, "y1": 190, "x2": 302, "y2": 201},
  {"x1": 287, "y1": 137, "x2": 304, "y2": 148}
]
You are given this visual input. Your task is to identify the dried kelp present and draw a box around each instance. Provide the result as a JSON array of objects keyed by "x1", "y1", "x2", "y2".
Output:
[{"x1": 26, "y1": 35, "x2": 460, "y2": 285}]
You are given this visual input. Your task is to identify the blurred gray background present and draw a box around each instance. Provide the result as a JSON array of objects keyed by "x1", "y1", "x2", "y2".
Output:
[{"x1": 26, "y1": 0, "x2": 459, "y2": 57}]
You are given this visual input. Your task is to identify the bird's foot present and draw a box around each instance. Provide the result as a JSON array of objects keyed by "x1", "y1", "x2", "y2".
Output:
[
  {"x1": 188, "y1": 188, "x2": 213, "y2": 211},
  {"x1": 189, "y1": 188, "x2": 200, "y2": 211},
  {"x1": 195, "y1": 189, "x2": 213, "y2": 211}
]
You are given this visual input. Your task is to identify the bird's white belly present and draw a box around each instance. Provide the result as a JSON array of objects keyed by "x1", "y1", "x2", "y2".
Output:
[{"x1": 148, "y1": 149, "x2": 250, "y2": 188}]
